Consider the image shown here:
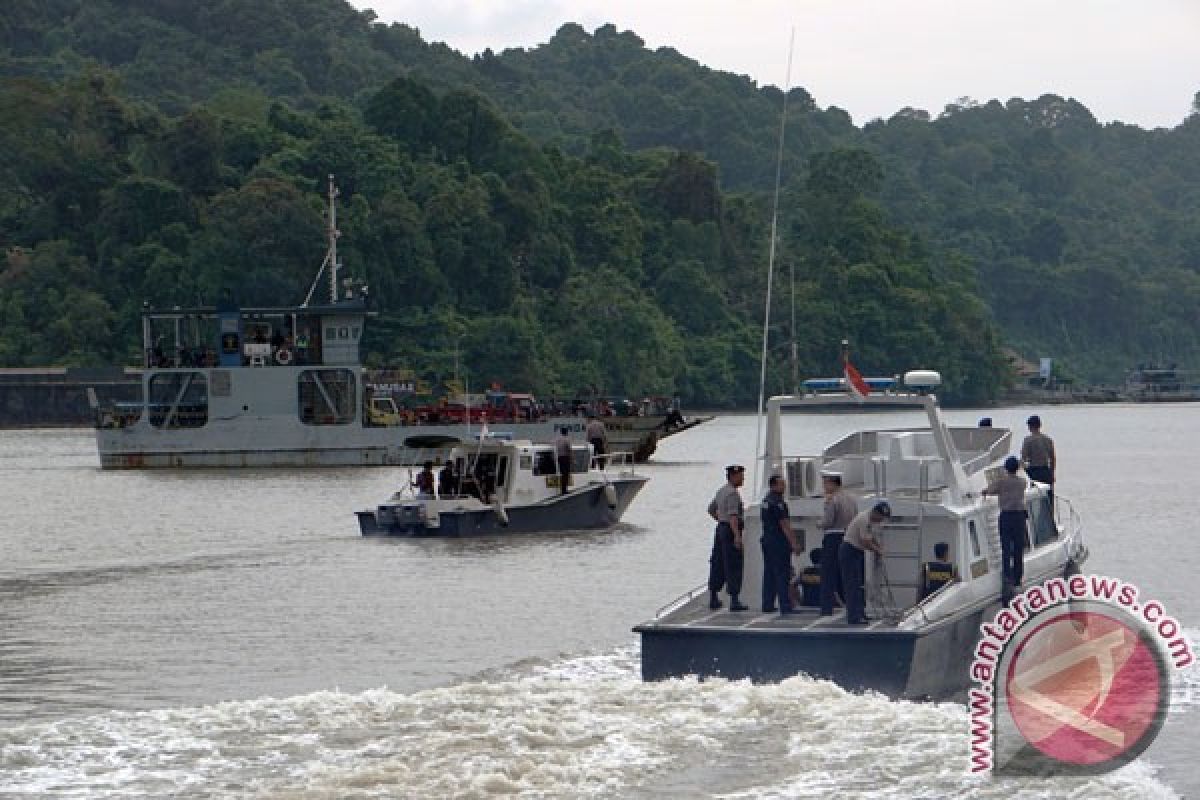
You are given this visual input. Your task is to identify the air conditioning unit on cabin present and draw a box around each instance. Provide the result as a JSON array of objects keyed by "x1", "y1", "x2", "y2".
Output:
[{"x1": 786, "y1": 458, "x2": 822, "y2": 498}]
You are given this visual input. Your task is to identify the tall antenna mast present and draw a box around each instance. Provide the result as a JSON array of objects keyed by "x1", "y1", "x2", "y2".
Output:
[
  {"x1": 752, "y1": 28, "x2": 795, "y2": 494},
  {"x1": 301, "y1": 174, "x2": 343, "y2": 307},
  {"x1": 327, "y1": 174, "x2": 340, "y2": 304},
  {"x1": 791, "y1": 262, "x2": 798, "y2": 395}
]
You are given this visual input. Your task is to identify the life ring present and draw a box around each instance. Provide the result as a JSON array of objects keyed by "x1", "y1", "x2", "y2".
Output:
[{"x1": 275, "y1": 348, "x2": 293, "y2": 365}]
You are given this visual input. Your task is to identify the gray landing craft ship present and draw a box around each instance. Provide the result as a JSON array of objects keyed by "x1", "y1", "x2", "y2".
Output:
[
  {"x1": 635, "y1": 371, "x2": 1088, "y2": 700},
  {"x1": 91, "y1": 177, "x2": 708, "y2": 468}
]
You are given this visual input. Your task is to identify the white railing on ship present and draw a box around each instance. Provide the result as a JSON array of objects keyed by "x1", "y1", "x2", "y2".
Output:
[{"x1": 596, "y1": 450, "x2": 636, "y2": 471}]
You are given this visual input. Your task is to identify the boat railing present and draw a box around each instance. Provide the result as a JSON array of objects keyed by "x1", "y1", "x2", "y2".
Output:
[
  {"x1": 655, "y1": 582, "x2": 708, "y2": 618},
  {"x1": 773, "y1": 451, "x2": 948, "y2": 502},
  {"x1": 596, "y1": 450, "x2": 637, "y2": 473}
]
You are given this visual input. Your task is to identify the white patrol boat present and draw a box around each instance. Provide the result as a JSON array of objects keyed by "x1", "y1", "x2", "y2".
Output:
[
  {"x1": 635, "y1": 370, "x2": 1088, "y2": 699},
  {"x1": 356, "y1": 438, "x2": 648, "y2": 536},
  {"x1": 91, "y1": 177, "x2": 704, "y2": 468}
]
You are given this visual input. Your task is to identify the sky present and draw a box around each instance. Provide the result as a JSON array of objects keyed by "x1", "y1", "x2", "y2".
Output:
[{"x1": 349, "y1": 0, "x2": 1200, "y2": 129}]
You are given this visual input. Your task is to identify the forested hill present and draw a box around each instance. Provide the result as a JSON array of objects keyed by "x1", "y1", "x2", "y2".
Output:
[{"x1": 1, "y1": 3, "x2": 1195, "y2": 401}]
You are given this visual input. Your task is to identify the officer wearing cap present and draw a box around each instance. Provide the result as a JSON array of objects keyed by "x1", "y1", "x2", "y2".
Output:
[
  {"x1": 706, "y1": 464, "x2": 748, "y2": 611},
  {"x1": 839, "y1": 501, "x2": 890, "y2": 624},
  {"x1": 818, "y1": 471, "x2": 857, "y2": 616},
  {"x1": 983, "y1": 454, "x2": 1029, "y2": 602},
  {"x1": 1020, "y1": 415, "x2": 1056, "y2": 509}
]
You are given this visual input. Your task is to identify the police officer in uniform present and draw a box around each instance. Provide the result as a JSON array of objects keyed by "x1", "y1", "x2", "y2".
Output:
[
  {"x1": 707, "y1": 465, "x2": 748, "y2": 611},
  {"x1": 1020, "y1": 415, "x2": 1056, "y2": 508},
  {"x1": 983, "y1": 455, "x2": 1029, "y2": 601},
  {"x1": 839, "y1": 501, "x2": 891, "y2": 624},
  {"x1": 555, "y1": 426, "x2": 573, "y2": 495},
  {"x1": 919, "y1": 541, "x2": 958, "y2": 600},
  {"x1": 760, "y1": 475, "x2": 800, "y2": 614},
  {"x1": 819, "y1": 471, "x2": 857, "y2": 616},
  {"x1": 586, "y1": 413, "x2": 608, "y2": 468}
]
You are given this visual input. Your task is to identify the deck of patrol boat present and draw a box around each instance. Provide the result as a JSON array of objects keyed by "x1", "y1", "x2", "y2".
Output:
[
  {"x1": 636, "y1": 584, "x2": 998, "y2": 697},
  {"x1": 652, "y1": 593, "x2": 906, "y2": 632}
]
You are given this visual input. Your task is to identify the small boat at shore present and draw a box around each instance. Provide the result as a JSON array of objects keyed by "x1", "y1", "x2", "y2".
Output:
[
  {"x1": 634, "y1": 370, "x2": 1088, "y2": 699},
  {"x1": 356, "y1": 437, "x2": 647, "y2": 536},
  {"x1": 1124, "y1": 364, "x2": 1200, "y2": 402}
]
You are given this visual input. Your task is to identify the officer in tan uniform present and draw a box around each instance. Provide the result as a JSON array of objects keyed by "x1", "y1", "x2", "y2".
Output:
[
  {"x1": 819, "y1": 471, "x2": 857, "y2": 616},
  {"x1": 707, "y1": 465, "x2": 748, "y2": 611}
]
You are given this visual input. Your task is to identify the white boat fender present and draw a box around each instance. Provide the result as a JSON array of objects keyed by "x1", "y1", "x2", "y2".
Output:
[
  {"x1": 603, "y1": 482, "x2": 618, "y2": 510},
  {"x1": 492, "y1": 500, "x2": 509, "y2": 527},
  {"x1": 275, "y1": 348, "x2": 293, "y2": 365}
]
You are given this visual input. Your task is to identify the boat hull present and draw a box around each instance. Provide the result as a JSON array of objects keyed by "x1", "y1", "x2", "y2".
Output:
[
  {"x1": 97, "y1": 415, "x2": 710, "y2": 468},
  {"x1": 358, "y1": 477, "x2": 647, "y2": 537},
  {"x1": 635, "y1": 602, "x2": 993, "y2": 700}
]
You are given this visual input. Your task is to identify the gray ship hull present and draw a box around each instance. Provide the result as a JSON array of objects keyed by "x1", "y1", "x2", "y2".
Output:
[
  {"x1": 358, "y1": 477, "x2": 647, "y2": 537},
  {"x1": 635, "y1": 599, "x2": 994, "y2": 700}
]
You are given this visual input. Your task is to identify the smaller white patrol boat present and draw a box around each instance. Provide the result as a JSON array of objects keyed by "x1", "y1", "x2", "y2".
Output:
[{"x1": 356, "y1": 438, "x2": 648, "y2": 536}]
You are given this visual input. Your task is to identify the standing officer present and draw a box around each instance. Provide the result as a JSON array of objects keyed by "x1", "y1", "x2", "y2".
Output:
[
  {"x1": 707, "y1": 465, "x2": 748, "y2": 611},
  {"x1": 586, "y1": 413, "x2": 608, "y2": 469},
  {"x1": 818, "y1": 471, "x2": 857, "y2": 616},
  {"x1": 839, "y1": 501, "x2": 891, "y2": 625},
  {"x1": 761, "y1": 475, "x2": 801, "y2": 614},
  {"x1": 555, "y1": 426, "x2": 573, "y2": 495},
  {"x1": 1020, "y1": 415, "x2": 1056, "y2": 508},
  {"x1": 983, "y1": 455, "x2": 1029, "y2": 602}
]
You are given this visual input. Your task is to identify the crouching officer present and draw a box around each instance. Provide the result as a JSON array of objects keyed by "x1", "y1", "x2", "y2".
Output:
[
  {"x1": 761, "y1": 475, "x2": 800, "y2": 614},
  {"x1": 919, "y1": 541, "x2": 959, "y2": 600},
  {"x1": 839, "y1": 501, "x2": 890, "y2": 625},
  {"x1": 707, "y1": 464, "x2": 748, "y2": 611}
]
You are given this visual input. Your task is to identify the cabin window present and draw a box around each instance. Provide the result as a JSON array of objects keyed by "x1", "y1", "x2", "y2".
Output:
[
  {"x1": 297, "y1": 369, "x2": 356, "y2": 425},
  {"x1": 147, "y1": 372, "x2": 208, "y2": 429},
  {"x1": 533, "y1": 451, "x2": 557, "y2": 476},
  {"x1": 968, "y1": 521, "x2": 981, "y2": 558},
  {"x1": 571, "y1": 447, "x2": 590, "y2": 473},
  {"x1": 519, "y1": 455, "x2": 532, "y2": 471}
]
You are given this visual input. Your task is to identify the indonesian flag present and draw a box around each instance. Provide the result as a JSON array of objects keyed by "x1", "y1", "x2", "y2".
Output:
[{"x1": 844, "y1": 358, "x2": 871, "y2": 399}]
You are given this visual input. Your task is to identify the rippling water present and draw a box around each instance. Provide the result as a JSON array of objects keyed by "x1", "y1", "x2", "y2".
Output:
[{"x1": 0, "y1": 405, "x2": 1197, "y2": 798}]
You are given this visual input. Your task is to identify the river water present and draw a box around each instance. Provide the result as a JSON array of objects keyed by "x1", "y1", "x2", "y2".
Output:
[{"x1": 0, "y1": 405, "x2": 1197, "y2": 798}]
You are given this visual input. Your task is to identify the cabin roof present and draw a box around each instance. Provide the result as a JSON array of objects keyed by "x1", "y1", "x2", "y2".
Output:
[{"x1": 141, "y1": 299, "x2": 369, "y2": 318}]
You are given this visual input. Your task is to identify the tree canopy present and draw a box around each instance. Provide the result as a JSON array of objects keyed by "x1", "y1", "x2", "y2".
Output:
[{"x1": 5, "y1": 2, "x2": 1192, "y2": 402}]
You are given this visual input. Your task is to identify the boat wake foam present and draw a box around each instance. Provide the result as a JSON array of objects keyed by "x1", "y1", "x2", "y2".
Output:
[{"x1": 0, "y1": 641, "x2": 1186, "y2": 798}]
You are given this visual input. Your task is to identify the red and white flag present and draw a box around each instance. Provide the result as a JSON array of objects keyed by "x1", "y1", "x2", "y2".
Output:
[{"x1": 844, "y1": 358, "x2": 871, "y2": 399}]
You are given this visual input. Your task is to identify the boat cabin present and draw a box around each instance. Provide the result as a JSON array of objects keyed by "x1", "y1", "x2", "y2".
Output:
[
  {"x1": 749, "y1": 370, "x2": 1075, "y2": 623},
  {"x1": 443, "y1": 439, "x2": 599, "y2": 504},
  {"x1": 110, "y1": 293, "x2": 369, "y2": 431}
]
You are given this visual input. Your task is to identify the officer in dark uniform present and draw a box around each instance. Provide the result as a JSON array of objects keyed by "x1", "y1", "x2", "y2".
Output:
[
  {"x1": 760, "y1": 475, "x2": 800, "y2": 614},
  {"x1": 796, "y1": 548, "x2": 823, "y2": 607},
  {"x1": 919, "y1": 541, "x2": 958, "y2": 600},
  {"x1": 707, "y1": 465, "x2": 748, "y2": 611}
]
